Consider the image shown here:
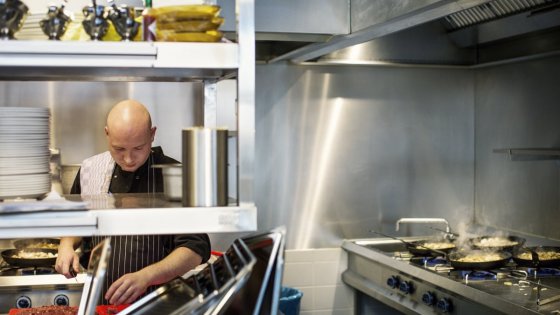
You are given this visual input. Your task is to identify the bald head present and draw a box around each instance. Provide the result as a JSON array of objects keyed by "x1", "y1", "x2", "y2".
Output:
[
  {"x1": 106, "y1": 99, "x2": 152, "y2": 134},
  {"x1": 105, "y1": 99, "x2": 157, "y2": 172}
]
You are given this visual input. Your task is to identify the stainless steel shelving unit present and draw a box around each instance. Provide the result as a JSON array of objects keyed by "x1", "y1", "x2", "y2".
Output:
[{"x1": 0, "y1": 0, "x2": 256, "y2": 238}]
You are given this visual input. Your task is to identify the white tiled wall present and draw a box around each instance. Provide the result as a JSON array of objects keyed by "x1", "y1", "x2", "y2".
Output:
[{"x1": 282, "y1": 248, "x2": 354, "y2": 315}]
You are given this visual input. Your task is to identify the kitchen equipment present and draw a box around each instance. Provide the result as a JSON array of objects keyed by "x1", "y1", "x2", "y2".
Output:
[
  {"x1": 343, "y1": 237, "x2": 560, "y2": 314},
  {"x1": 82, "y1": 2, "x2": 108, "y2": 40},
  {"x1": 77, "y1": 238, "x2": 111, "y2": 315},
  {"x1": 182, "y1": 127, "x2": 228, "y2": 207},
  {"x1": 1, "y1": 249, "x2": 57, "y2": 268},
  {"x1": 447, "y1": 250, "x2": 511, "y2": 270},
  {"x1": 513, "y1": 246, "x2": 560, "y2": 268},
  {"x1": 107, "y1": 3, "x2": 139, "y2": 41},
  {"x1": 0, "y1": 107, "x2": 51, "y2": 200},
  {"x1": 13, "y1": 238, "x2": 60, "y2": 250},
  {"x1": 370, "y1": 231, "x2": 453, "y2": 257},
  {"x1": 0, "y1": 0, "x2": 28, "y2": 40},
  {"x1": 470, "y1": 235, "x2": 526, "y2": 252},
  {"x1": 119, "y1": 228, "x2": 285, "y2": 315},
  {"x1": 39, "y1": 4, "x2": 71, "y2": 40},
  {"x1": 151, "y1": 164, "x2": 182, "y2": 201}
]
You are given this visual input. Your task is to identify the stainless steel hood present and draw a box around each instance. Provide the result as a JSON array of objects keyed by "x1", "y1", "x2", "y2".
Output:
[{"x1": 219, "y1": 0, "x2": 560, "y2": 66}]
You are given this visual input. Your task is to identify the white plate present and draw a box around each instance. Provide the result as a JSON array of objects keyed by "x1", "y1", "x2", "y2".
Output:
[{"x1": 0, "y1": 134, "x2": 50, "y2": 141}]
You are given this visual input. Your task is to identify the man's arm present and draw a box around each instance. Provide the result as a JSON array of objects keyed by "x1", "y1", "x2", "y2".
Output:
[
  {"x1": 105, "y1": 247, "x2": 203, "y2": 305},
  {"x1": 55, "y1": 237, "x2": 82, "y2": 278}
]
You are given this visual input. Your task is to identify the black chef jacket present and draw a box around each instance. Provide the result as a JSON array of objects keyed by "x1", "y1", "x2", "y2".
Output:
[{"x1": 71, "y1": 147, "x2": 211, "y2": 305}]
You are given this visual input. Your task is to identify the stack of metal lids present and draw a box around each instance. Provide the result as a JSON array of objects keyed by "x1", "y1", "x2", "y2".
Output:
[{"x1": 0, "y1": 107, "x2": 51, "y2": 200}]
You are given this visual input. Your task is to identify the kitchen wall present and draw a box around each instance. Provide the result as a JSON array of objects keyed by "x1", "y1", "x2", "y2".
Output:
[
  {"x1": 0, "y1": 81, "x2": 202, "y2": 165},
  {"x1": 474, "y1": 55, "x2": 560, "y2": 240},
  {"x1": 253, "y1": 63, "x2": 475, "y2": 249}
]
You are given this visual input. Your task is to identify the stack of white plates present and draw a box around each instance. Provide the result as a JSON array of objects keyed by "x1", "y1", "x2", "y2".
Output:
[{"x1": 0, "y1": 107, "x2": 51, "y2": 200}]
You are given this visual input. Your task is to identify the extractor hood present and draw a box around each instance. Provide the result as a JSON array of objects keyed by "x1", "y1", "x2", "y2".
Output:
[{"x1": 219, "y1": 0, "x2": 560, "y2": 66}]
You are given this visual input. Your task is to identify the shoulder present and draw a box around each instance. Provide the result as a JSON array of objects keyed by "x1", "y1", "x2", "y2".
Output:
[
  {"x1": 151, "y1": 146, "x2": 179, "y2": 164},
  {"x1": 82, "y1": 151, "x2": 112, "y2": 165}
]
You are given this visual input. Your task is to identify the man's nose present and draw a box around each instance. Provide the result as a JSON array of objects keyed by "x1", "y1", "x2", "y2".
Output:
[{"x1": 123, "y1": 151, "x2": 133, "y2": 163}]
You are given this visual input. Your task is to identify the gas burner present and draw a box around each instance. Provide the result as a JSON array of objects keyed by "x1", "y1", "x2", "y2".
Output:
[
  {"x1": 20, "y1": 266, "x2": 56, "y2": 275},
  {"x1": 0, "y1": 266, "x2": 57, "y2": 276},
  {"x1": 460, "y1": 270, "x2": 497, "y2": 281},
  {"x1": 410, "y1": 256, "x2": 453, "y2": 272},
  {"x1": 0, "y1": 266, "x2": 21, "y2": 276},
  {"x1": 526, "y1": 267, "x2": 560, "y2": 277}
]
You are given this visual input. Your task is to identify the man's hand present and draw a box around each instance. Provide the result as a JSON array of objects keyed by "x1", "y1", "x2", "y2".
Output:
[
  {"x1": 55, "y1": 237, "x2": 81, "y2": 278},
  {"x1": 105, "y1": 247, "x2": 202, "y2": 305},
  {"x1": 105, "y1": 271, "x2": 151, "y2": 305}
]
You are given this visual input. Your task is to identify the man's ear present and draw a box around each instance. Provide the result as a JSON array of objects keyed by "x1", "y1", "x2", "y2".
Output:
[
  {"x1": 104, "y1": 126, "x2": 109, "y2": 136},
  {"x1": 150, "y1": 126, "x2": 157, "y2": 141}
]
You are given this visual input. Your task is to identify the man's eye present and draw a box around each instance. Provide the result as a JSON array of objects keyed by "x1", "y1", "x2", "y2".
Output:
[
  {"x1": 134, "y1": 146, "x2": 143, "y2": 150},
  {"x1": 115, "y1": 148, "x2": 125, "y2": 151}
]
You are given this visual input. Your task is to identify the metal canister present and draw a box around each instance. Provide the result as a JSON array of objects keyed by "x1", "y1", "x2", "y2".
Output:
[{"x1": 182, "y1": 127, "x2": 228, "y2": 207}]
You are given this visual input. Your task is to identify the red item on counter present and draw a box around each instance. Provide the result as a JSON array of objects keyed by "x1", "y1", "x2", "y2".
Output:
[
  {"x1": 9, "y1": 306, "x2": 78, "y2": 314},
  {"x1": 9, "y1": 304, "x2": 130, "y2": 315},
  {"x1": 95, "y1": 304, "x2": 130, "y2": 315}
]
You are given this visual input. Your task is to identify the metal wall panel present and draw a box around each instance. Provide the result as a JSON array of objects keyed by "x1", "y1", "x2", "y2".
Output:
[
  {"x1": 254, "y1": 64, "x2": 474, "y2": 249},
  {"x1": 474, "y1": 56, "x2": 560, "y2": 240},
  {"x1": 0, "y1": 81, "x2": 202, "y2": 165}
]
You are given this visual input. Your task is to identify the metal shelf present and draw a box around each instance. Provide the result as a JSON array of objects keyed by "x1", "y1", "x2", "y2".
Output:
[
  {"x1": 0, "y1": 204, "x2": 257, "y2": 239},
  {"x1": 493, "y1": 148, "x2": 560, "y2": 161},
  {"x1": 0, "y1": 41, "x2": 239, "y2": 81}
]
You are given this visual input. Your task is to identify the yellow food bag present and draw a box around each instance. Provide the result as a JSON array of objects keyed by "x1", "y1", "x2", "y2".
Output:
[
  {"x1": 147, "y1": 5, "x2": 220, "y2": 23},
  {"x1": 156, "y1": 16, "x2": 223, "y2": 32},
  {"x1": 155, "y1": 29, "x2": 223, "y2": 42}
]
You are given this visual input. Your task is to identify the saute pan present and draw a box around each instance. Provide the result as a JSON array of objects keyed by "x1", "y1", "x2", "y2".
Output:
[
  {"x1": 513, "y1": 246, "x2": 560, "y2": 268},
  {"x1": 13, "y1": 238, "x2": 60, "y2": 250},
  {"x1": 370, "y1": 231, "x2": 453, "y2": 257},
  {"x1": 470, "y1": 235, "x2": 525, "y2": 252},
  {"x1": 1, "y1": 248, "x2": 57, "y2": 267},
  {"x1": 406, "y1": 240, "x2": 456, "y2": 257},
  {"x1": 447, "y1": 250, "x2": 511, "y2": 270}
]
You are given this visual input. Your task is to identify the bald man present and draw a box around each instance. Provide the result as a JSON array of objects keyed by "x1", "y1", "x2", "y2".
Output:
[{"x1": 56, "y1": 99, "x2": 210, "y2": 306}]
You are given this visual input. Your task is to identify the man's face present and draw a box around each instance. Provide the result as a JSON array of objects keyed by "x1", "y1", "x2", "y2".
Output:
[{"x1": 106, "y1": 126, "x2": 156, "y2": 172}]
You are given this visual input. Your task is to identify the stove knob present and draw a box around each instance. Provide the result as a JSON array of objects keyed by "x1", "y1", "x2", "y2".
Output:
[
  {"x1": 422, "y1": 291, "x2": 436, "y2": 306},
  {"x1": 54, "y1": 294, "x2": 70, "y2": 306},
  {"x1": 437, "y1": 297, "x2": 454, "y2": 313},
  {"x1": 399, "y1": 280, "x2": 414, "y2": 294},
  {"x1": 386, "y1": 275, "x2": 400, "y2": 289},
  {"x1": 16, "y1": 296, "x2": 31, "y2": 309}
]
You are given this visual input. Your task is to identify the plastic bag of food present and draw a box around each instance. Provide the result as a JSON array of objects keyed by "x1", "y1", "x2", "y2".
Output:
[
  {"x1": 155, "y1": 29, "x2": 223, "y2": 42},
  {"x1": 146, "y1": 5, "x2": 220, "y2": 23},
  {"x1": 156, "y1": 16, "x2": 223, "y2": 32}
]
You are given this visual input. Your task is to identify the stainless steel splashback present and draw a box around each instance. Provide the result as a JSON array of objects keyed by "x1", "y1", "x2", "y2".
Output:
[
  {"x1": 474, "y1": 55, "x2": 560, "y2": 240},
  {"x1": 254, "y1": 64, "x2": 475, "y2": 249}
]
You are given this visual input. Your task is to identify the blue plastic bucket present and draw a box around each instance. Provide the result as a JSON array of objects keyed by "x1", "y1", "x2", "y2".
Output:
[{"x1": 279, "y1": 287, "x2": 303, "y2": 315}]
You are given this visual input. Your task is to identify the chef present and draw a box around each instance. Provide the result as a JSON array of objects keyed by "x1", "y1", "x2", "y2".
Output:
[{"x1": 55, "y1": 99, "x2": 210, "y2": 305}]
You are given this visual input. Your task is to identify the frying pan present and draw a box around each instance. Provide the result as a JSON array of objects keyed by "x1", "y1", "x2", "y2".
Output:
[
  {"x1": 13, "y1": 238, "x2": 60, "y2": 250},
  {"x1": 405, "y1": 240, "x2": 455, "y2": 257},
  {"x1": 1, "y1": 248, "x2": 57, "y2": 267},
  {"x1": 470, "y1": 235, "x2": 525, "y2": 252},
  {"x1": 513, "y1": 246, "x2": 560, "y2": 268},
  {"x1": 370, "y1": 231, "x2": 452, "y2": 257},
  {"x1": 447, "y1": 250, "x2": 511, "y2": 270}
]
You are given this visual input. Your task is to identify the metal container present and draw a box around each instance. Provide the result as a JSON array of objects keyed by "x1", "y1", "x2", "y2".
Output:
[
  {"x1": 152, "y1": 164, "x2": 182, "y2": 201},
  {"x1": 182, "y1": 127, "x2": 228, "y2": 207}
]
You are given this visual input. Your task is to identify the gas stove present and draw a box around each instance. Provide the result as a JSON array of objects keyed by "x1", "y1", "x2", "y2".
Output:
[
  {"x1": 342, "y1": 238, "x2": 560, "y2": 315},
  {"x1": 0, "y1": 261, "x2": 85, "y2": 314}
]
